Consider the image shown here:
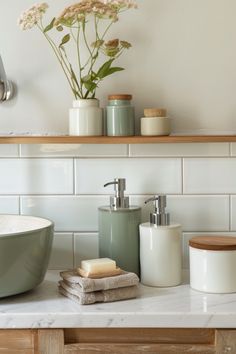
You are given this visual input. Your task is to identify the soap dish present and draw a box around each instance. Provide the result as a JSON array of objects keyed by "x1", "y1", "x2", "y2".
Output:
[{"x1": 77, "y1": 267, "x2": 123, "y2": 278}]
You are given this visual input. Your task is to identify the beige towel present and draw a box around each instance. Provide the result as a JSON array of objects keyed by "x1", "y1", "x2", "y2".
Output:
[
  {"x1": 58, "y1": 280, "x2": 138, "y2": 305},
  {"x1": 60, "y1": 269, "x2": 139, "y2": 293}
]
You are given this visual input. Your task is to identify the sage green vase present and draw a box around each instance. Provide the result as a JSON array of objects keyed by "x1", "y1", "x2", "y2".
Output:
[{"x1": 98, "y1": 206, "x2": 141, "y2": 276}]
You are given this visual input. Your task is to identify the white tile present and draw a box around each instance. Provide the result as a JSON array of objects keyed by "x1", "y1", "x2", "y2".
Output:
[
  {"x1": 230, "y1": 196, "x2": 236, "y2": 231},
  {"x1": 230, "y1": 143, "x2": 236, "y2": 156},
  {"x1": 75, "y1": 158, "x2": 182, "y2": 194},
  {"x1": 184, "y1": 158, "x2": 236, "y2": 194},
  {"x1": 48, "y1": 233, "x2": 73, "y2": 270},
  {"x1": 20, "y1": 196, "x2": 108, "y2": 232},
  {"x1": 74, "y1": 233, "x2": 99, "y2": 268},
  {"x1": 0, "y1": 145, "x2": 19, "y2": 157},
  {"x1": 182, "y1": 232, "x2": 236, "y2": 269},
  {"x1": 131, "y1": 195, "x2": 229, "y2": 232},
  {"x1": 130, "y1": 143, "x2": 230, "y2": 157},
  {"x1": 0, "y1": 159, "x2": 73, "y2": 194},
  {"x1": 0, "y1": 197, "x2": 19, "y2": 214},
  {"x1": 20, "y1": 144, "x2": 128, "y2": 157}
]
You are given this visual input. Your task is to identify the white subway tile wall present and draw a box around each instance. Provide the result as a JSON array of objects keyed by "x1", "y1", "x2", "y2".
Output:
[
  {"x1": 0, "y1": 143, "x2": 234, "y2": 270},
  {"x1": 0, "y1": 159, "x2": 73, "y2": 194},
  {"x1": 20, "y1": 144, "x2": 128, "y2": 157},
  {"x1": 74, "y1": 233, "x2": 99, "y2": 268},
  {"x1": 183, "y1": 158, "x2": 236, "y2": 194},
  {"x1": 49, "y1": 233, "x2": 74, "y2": 270},
  {"x1": 130, "y1": 143, "x2": 230, "y2": 157},
  {"x1": 75, "y1": 158, "x2": 182, "y2": 195}
]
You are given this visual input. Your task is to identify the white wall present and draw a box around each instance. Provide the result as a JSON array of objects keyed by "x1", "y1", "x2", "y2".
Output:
[
  {"x1": 1, "y1": 2, "x2": 236, "y2": 273},
  {"x1": 1, "y1": 0, "x2": 236, "y2": 133}
]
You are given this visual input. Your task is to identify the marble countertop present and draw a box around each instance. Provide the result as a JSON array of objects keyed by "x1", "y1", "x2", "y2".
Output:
[{"x1": 1, "y1": 271, "x2": 236, "y2": 329}]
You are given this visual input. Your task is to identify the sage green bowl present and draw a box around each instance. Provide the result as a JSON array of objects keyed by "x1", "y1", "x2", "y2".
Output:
[{"x1": 0, "y1": 214, "x2": 54, "y2": 298}]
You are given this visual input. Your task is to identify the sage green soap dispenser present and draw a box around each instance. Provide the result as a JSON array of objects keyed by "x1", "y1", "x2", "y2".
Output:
[{"x1": 98, "y1": 178, "x2": 141, "y2": 275}]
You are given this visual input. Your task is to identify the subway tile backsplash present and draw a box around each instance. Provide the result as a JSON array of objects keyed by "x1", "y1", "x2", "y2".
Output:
[
  {"x1": 0, "y1": 159, "x2": 73, "y2": 194},
  {"x1": 0, "y1": 143, "x2": 234, "y2": 270},
  {"x1": 20, "y1": 144, "x2": 128, "y2": 157},
  {"x1": 20, "y1": 196, "x2": 108, "y2": 232},
  {"x1": 183, "y1": 158, "x2": 236, "y2": 194},
  {"x1": 75, "y1": 158, "x2": 182, "y2": 194},
  {"x1": 131, "y1": 195, "x2": 230, "y2": 231},
  {"x1": 130, "y1": 143, "x2": 230, "y2": 157}
]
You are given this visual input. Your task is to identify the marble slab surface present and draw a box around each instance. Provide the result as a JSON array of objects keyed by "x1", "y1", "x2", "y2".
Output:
[{"x1": 1, "y1": 271, "x2": 236, "y2": 329}]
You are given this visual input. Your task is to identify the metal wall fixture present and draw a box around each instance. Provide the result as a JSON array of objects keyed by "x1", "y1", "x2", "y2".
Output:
[{"x1": 0, "y1": 56, "x2": 14, "y2": 102}]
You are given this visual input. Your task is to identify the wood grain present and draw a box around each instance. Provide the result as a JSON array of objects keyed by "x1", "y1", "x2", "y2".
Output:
[
  {"x1": 216, "y1": 330, "x2": 236, "y2": 354},
  {"x1": 37, "y1": 329, "x2": 64, "y2": 354},
  {"x1": 64, "y1": 343, "x2": 215, "y2": 354},
  {"x1": 0, "y1": 330, "x2": 35, "y2": 349},
  {"x1": 0, "y1": 350, "x2": 34, "y2": 354},
  {"x1": 64, "y1": 328, "x2": 215, "y2": 344},
  {"x1": 0, "y1": 135, "x2": 236, "y2": 144},
  {"x1": 189, "y1": 236, "x2": 236, "y2": 251}
]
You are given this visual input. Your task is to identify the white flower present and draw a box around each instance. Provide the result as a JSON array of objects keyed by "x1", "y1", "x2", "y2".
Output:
[
  {"x1": 102, "y1": 0, "x2": 137, "y2": 9},
  {"x1": 18, "y1": 3, "x2": 48, "y2": 30}
]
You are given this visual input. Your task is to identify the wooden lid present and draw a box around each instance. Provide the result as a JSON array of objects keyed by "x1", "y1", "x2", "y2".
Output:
[
  {"x1": 189, "y1": 236, "x2": 236, "y2": 251},
  {"x1": 144, "y1": 108, "x2": 167, "y2": 118},
  {"x1": 108, "y1": 94, "x2": 132, "y2": 100}
]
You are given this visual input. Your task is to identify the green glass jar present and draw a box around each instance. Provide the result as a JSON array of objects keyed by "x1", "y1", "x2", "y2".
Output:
[{"x1": 106, "y1": 94, "x2": 135, "y2": 136}]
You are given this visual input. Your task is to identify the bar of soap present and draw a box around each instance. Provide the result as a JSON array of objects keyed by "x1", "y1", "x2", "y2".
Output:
[{"x1": 81, "y1": 258, "x2": 116, "y2": 274}]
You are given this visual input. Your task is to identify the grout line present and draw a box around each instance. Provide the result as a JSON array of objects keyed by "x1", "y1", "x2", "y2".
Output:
[
  {"x1": 229, "y1": 195, "x2": 232, "y2": 231},
  {"x1": 127, "y1": 144, "x2": 130, "y2": 157},
  {"x1": 18, "y1": 144, "x2": 21, "y2": 157},
  {"x1": 181, "y1": 158, "x2": 184, "y2": 195},
  {"x1": 73, "y1": 158, "x2": 76, "y2": 195},
  {"x1": 72, "y1": 233, "x2": 75, "y2": 268},
  {"x1": 18, "y1": 195, "x2": 21, "y2": 215},
  {"x1": 230, "y1": 142, "x2": 233, "y2": 157}
]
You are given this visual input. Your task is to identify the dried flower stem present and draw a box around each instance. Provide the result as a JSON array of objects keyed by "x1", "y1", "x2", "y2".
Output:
[{"x1": 18, "y1": 0, "x2": 137, "y2": 99}]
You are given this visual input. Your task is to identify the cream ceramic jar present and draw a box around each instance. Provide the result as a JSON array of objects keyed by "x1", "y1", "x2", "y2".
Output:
[
  {"x1": 189, "y1": 236, "x2": 236, "y2": 294},
  {"x1": 141, "y1": 117, "x2": 171, "y2": 136}
]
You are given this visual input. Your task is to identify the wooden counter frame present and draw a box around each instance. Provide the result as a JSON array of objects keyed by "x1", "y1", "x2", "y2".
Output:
[{"x1": 0, "y1": 328, "x2": 235, "y2": 353}]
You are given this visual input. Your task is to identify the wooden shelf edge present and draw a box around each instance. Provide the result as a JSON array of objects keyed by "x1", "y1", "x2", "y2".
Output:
[{"x1": 0, "y1": 135, "x2": 236, "y2": 144}]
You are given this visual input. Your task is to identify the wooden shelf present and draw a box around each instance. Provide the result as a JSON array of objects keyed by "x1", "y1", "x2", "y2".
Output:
[{"x1": 0, "y1": 135, "x2": 236, "y2": 144}]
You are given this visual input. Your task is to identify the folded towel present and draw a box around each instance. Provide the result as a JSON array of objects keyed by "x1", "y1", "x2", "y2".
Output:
[
  {"x1": 60, "y1": 269, "x2": 139, "y2": 293},
  {"x1": 58, "y1": 280, "x2": 138, "y2": 305}
]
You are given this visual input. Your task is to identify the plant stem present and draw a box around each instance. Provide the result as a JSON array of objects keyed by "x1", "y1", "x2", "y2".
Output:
[
  {"x1": 37, "y1": 23, "x2": 77, "y2": 99},
  {"x1": 75, "y1": 24, "x2": 84, "y2": 97}
]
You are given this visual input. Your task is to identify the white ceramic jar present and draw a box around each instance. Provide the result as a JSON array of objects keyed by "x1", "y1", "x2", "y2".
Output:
[
  {"x1": 189, "y1": 236, "x2": 236, "y2": 293},
  {"x1": 141, "y1": 117, "x2": 171, "y2": 136},
  {"x1": 69, "y1": 99, "x2": 103, "y2": 136}
]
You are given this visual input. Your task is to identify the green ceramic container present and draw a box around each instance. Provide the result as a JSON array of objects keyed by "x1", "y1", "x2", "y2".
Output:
[
  {"x1": 98, "y1": 206, "x2": 141, "y2": 276},
  {"x1": 0, "y1": 215, "x2": 54, "y2": 298},
  {"x1": 106, "y1": 98, "x2": 135, "y2": 136}
]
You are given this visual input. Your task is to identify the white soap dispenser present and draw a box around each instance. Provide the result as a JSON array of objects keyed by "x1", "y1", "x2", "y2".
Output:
[{"x1": 139, "y1": 195, "x2": 182, "y2": 287}]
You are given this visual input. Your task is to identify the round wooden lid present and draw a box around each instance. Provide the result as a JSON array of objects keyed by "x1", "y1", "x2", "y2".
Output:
[
  {"x1": 108, "y1": 94, "x2": 132, "y2": 100},
  {"x1": 189, "y1": 236, "x2": 236, "y2": 251},
  {"x1": 144, "y1": 108, "x2": 167, "y2": 118}
]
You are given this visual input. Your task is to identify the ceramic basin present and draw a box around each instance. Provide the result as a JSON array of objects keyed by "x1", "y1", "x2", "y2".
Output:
[{"x1": 0, "y1": 215, "x2": 53, "y2": 298}]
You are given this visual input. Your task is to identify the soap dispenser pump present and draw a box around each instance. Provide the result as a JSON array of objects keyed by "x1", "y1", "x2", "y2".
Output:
[
  {"x1": 98, "y1": 178, "x2": 141, "y2": 275},
  {"x1": 139, "y1": 195, "x2": 182, "y2": 287}
]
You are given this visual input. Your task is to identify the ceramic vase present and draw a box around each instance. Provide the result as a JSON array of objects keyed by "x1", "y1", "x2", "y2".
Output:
[{"x1": 69, "y1": 99, "x2": 103, "y2": 136}]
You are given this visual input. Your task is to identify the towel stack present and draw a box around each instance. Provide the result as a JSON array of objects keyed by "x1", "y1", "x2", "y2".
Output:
[{"x1": 58, "y1": 267, "x2": 139, "y2": 305}]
